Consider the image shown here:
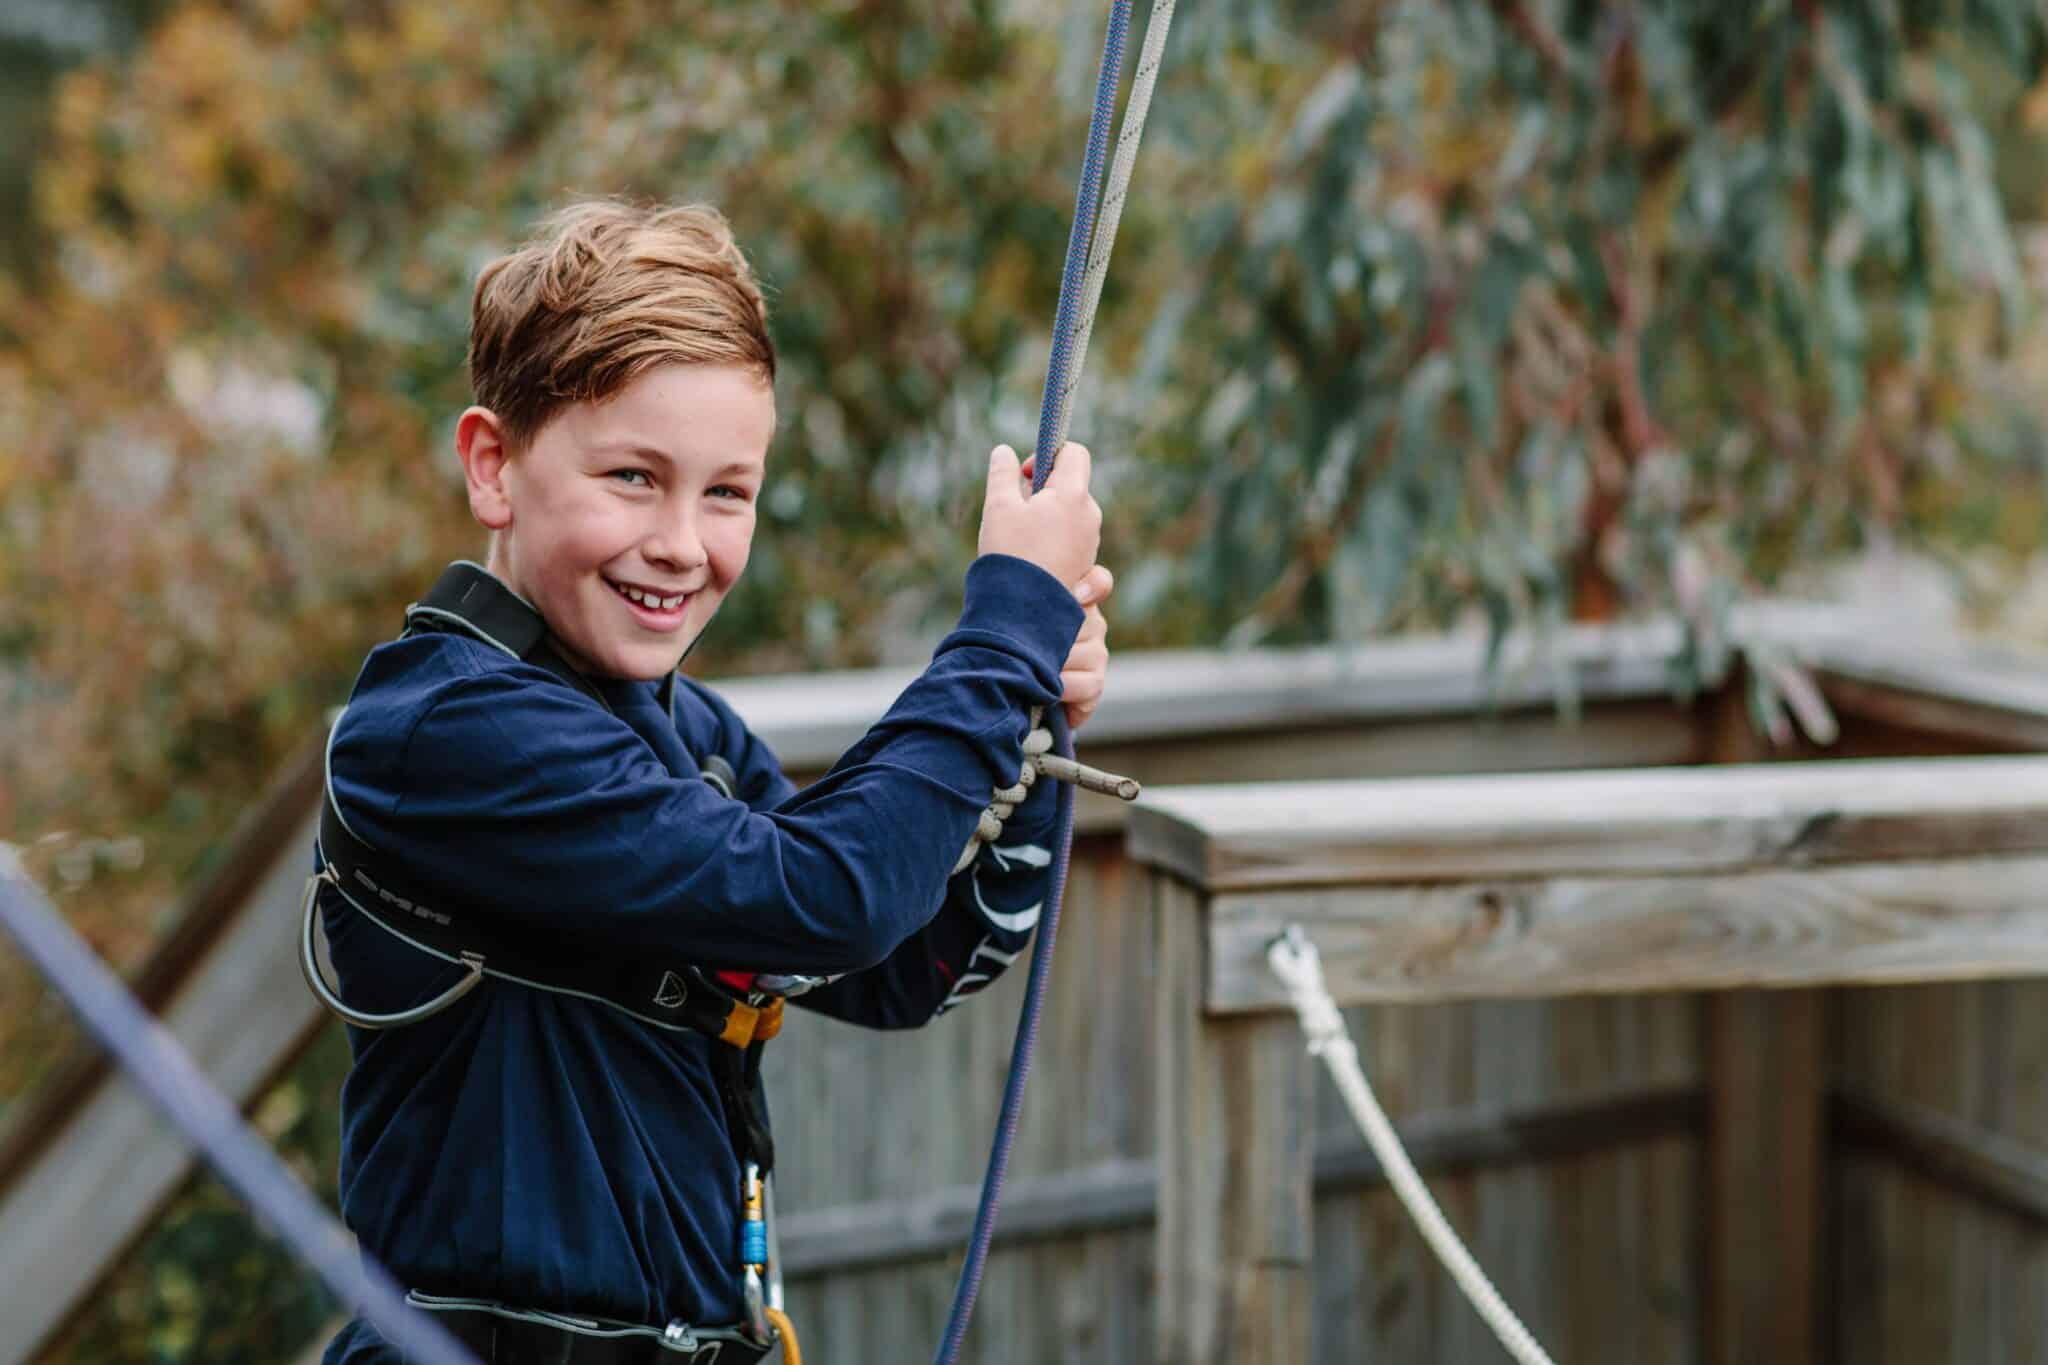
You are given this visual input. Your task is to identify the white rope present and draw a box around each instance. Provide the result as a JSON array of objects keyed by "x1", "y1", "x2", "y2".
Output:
[
  {"x1": 1051, "y1": 0, "x2": 1179, "y2": 448},
  {"x1": 1266, "y1": 927, "x2": 1559, "y2": 1365}
]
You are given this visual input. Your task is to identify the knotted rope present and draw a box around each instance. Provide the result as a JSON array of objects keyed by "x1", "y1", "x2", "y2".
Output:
[{"x1": 953, "y1": 709, "x2": 1140, "y2": 874}]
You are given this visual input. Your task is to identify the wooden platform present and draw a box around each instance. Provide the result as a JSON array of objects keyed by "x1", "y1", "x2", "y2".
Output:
[{"x1": 1132, "y1": 754, "x2": 2048, "y2": 1365}]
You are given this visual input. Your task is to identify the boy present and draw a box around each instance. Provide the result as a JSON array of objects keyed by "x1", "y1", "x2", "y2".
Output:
[{"x1": 311, "y1": 199, "x2": 1112, "y2": 1363}]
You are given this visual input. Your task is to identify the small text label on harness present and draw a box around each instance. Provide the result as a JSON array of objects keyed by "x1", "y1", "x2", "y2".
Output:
[{"x1": 351, "y1": 868, "x2": 453, "y2": 927}]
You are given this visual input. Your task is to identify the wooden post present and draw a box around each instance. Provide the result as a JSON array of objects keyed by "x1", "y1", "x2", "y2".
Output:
[
  {"x1": 1704, "y1": 989, "x2": 1825, "y2": 1365},
  {"x1": 1702, "y1": 674, "x2": 1824, "y2": 1365},
  {"x1": 1155, "y1": 873, "x2": 1314, "y2": 1365}
]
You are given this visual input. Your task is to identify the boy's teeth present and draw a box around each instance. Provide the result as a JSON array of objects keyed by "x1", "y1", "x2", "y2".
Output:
[{"x1": 614, "y1": 582, "x2": 685, "y2": 610}]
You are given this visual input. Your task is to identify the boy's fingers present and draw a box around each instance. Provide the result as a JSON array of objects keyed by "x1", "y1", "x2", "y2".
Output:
[
  {"x1": 1044, "y1": 442, "x2": 1092, "y2": 492},
  {"x1": 985, "y1": 445, "x2": 1023, "y2": 508},
  {"x1": 1073, "y1": 565, "x2": 1114, "y2": 607}
]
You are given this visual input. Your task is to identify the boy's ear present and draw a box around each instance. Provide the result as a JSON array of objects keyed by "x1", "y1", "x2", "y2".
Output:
[{"x1": 456, "y1": 406, "x2": 515, "y2": 531}]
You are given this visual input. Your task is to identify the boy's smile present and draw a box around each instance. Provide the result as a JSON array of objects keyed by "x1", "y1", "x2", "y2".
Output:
[{"x1": 457, "y1": 362, "x2": 776, "y2": 681}]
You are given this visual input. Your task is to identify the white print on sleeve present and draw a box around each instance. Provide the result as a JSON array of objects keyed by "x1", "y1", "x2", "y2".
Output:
[
  {"x1": 972, "y1": 841, "x2": 1049, "y2": 933},
  {"x1": 935, "y1": 938, "x2": 1027, "y2": 1016}
]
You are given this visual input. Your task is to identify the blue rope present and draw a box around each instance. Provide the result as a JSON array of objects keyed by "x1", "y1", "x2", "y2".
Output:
[
  {"x1": 1032, "y1": 1, "x2": 1134, "y2": 493},
  {"x1": 0, "y1": 859, "x2": 480, "y2": 1365},
  {"x1": 933, "y1": 5, "x2": 1133, "y2": 1363}
]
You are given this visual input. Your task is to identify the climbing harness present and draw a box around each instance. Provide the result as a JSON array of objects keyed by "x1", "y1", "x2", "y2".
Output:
[
  {"x1": 931, "y1": 3, "x2": 1175, "y2": 1362},
  {"x1": 1267, "y1": 927, "x2": 1559, "y2": 1365},
  {"x1": 302, "y1": 558, "x2": 794, "y2": 1359},
  {"x1": 402, "y1": 1291, "x2": 771, "y2": 1363}
]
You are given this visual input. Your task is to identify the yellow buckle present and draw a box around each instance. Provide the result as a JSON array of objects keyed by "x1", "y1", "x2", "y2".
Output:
[{"x1": 719, "y1": 996, "x2": 785, "y2": 1047}]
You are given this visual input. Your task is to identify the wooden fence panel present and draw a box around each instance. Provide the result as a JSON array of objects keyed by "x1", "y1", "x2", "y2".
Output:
[
  {"x1": 762, "y1": 694, "x2": 1707, "y2": 1365},
  {"x1": 1308, "y1": 993, "x2": 1701, "y2": 1364},
  {"x1": 1836, "y1": 979, "x2": 2048, "y2": 1364}
]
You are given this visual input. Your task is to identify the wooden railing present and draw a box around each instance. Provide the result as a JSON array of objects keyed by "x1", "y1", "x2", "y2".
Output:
[{"x1": 1130, "y1": 756, "x2": 2048, "y2": 1364}]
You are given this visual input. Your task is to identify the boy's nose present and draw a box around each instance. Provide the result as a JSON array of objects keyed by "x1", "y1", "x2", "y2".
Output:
[{"x1": 645, "y1": 512, "x2": 709, "y2": 572}]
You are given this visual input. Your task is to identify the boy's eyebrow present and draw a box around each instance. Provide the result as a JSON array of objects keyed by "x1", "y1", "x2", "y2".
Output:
[
  {"x1": 591, "y1": 443, "x2": 762, "y2": 478},
  {"x1": 588, "y1": 441, "x2": 674, "y2": 465}
]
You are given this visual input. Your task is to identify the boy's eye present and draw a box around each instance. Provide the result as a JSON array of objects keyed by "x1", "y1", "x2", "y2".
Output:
[
  {"x1": 710, "y1": 484, "x2": 752, "y2": 501},
  {"x1": 609, "y1": 469, "x2": 653, "y2": 487}
]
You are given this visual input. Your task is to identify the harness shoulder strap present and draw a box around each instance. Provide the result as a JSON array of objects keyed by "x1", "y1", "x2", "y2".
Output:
[{"x1": 402, "y1": 561, "x2": 611, "y2": 711}]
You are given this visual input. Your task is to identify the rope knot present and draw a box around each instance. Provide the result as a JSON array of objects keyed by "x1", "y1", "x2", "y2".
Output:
[{"x1": 952, "y1": 706, "x2": 1141, "y2": 875}]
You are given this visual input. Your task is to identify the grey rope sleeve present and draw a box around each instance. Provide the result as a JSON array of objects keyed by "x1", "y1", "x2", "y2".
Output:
[{"x1": 1052, "y1": 0, "x2": 1180, "y2": 445}]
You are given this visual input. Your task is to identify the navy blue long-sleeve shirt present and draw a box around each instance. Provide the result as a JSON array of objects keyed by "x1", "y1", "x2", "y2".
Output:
[{"x1": 319, "y1": 555, "x2": 1081, "y2": 1361}]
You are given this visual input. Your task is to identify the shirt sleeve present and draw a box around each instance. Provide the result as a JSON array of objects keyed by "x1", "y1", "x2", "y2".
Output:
[
  {"x1": 329, "y1": 555, "x2": 1082, "y2": 978},
  {"x1": 789, "y1": 762, "x2": 1059, "y2": 1029},
  {"x1": 677, "y1": 604, "x2": 1060, "y2": 1029}
]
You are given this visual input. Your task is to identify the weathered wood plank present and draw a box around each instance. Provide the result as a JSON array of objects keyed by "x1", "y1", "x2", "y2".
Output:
[
  {"x1": 774, "y1": 1084, "x2": 1699, "y2": 1280},
  {"x1": 1705, "y1": 991, "x2": 1824, "y2": 1365},
  {"x1": 1834, "y1": 1084, "x2": 2048, "y2": 1226},
  {"x1": 1205, "y1": 855, "x2": 2048, "y2": 1012},
  {"x1": 1815, "y1": 635, "x2": 2048, "y2": 753},
  {"x1": 1129, "y1": 755, "x2": 2048, "y2": 894},
  {"x1": 1062, "y1": 700, "x2": 1706, "y2": 833},
  {"x1": 722, "y1": 609, "x2": 1780, "y2": 773},
  {"x1": 1155, "y1": 876, "x2": 1313, "y2": 1365}
]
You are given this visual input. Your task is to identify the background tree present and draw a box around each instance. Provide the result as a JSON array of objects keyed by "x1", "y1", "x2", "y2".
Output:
[{"x1": 4, "y1": 0, "x2": 2048, "y2": 1360}]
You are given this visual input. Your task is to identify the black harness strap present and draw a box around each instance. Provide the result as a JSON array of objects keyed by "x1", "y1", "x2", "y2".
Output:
[
  {"x1": 404, "y1": 560, "x2": 612, "y2": 707},
  {"x1": 314, "y1": 561, "x2": 781, "y2": 1169},
  {"x1": 317, "y1": 799, "x2": 777, "y2": 1044}
]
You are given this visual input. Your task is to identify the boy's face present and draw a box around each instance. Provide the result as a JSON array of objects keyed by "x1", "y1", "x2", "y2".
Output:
[{"x1": 461, "y1": 362, "x2": 775, "y2": 681}]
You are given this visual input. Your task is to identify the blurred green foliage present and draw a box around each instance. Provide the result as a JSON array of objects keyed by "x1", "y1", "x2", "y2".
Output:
[{"x1": 4, "y1": 1, "x2": 2048, "y2": 1361}]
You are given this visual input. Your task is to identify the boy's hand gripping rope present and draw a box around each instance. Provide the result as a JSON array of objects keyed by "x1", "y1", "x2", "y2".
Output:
[{"x1": 1267, "y1": 927, "x2": 1560, "y2": 1365}]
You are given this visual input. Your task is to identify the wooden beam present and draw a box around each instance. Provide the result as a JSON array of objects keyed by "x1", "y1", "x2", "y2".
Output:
[
  {"x1": 1204, "y1": 855, "x2": 2048, "y2": 1012},
  {"x1": 1060, "y1": 700, "x2": 1706, "y2": 834},
  {"x1": 1705, "y1": 991, "x2": 1825, "y2": 1365},
  {"x1": 718, "y1": 610, "x2": 1752, "y2": 772},
  {"x1": 1155, "y1": 875, "x2": 1313, "y2": 1365},
  {"x1": 1833, "y1": 1084, "x2": 2048, "y2": 1226},
  {"x1": 1128, "y1": 756, "x2": 2048, "y2": 894},
  {"x1": 774, "y1": 1084, "x2": 1702, "y2": 1278},
  {"x1": 1813, "y1": 635, "x2": 2048, "y2": 753},
  {"x1": 0, "y1": 737, "x2": 326, "y2": 1198}
]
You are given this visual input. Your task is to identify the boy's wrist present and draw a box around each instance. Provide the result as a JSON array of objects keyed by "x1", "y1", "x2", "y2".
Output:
[{"x1": 953, "y1": 555, "x2": 1086, "y2": 689}]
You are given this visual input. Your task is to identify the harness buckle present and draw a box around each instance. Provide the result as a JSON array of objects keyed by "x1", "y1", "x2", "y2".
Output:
[{"x1": 717, "y1": 996, "x2": 785, "y2": 1048}]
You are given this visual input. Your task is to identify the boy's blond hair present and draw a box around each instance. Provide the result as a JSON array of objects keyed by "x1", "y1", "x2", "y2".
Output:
[{"x1": 467, "y1": 199, "x2": 775, "y2": 447}]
